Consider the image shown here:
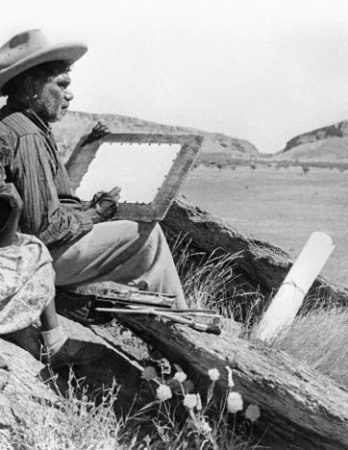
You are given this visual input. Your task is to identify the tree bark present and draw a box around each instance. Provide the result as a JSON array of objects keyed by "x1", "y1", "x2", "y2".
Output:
[
  {"x1": 163, "y1": 199, "x2": 348, "y2": 315},
  {"x1": 115, "y1": 314, "x2": 348, "y2": 450}
]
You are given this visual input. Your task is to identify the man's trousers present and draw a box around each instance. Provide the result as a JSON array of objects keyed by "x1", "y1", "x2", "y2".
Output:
[{"x1": 51, "y1": 221, "x2": 186, "y2": 308}]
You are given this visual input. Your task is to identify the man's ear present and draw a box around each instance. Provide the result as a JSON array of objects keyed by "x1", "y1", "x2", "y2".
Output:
[{"x1": 23, "y1": 76, "x2": 38, "y2": 102}]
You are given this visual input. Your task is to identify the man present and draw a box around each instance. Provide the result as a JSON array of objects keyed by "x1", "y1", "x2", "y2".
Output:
[{"x1": 0, "y1": 29, "x2": 187, "y2": 361}]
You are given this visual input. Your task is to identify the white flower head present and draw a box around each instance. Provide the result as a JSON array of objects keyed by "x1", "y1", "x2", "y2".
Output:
[
  {"x1": 156, "y1": 384, "x2": 172, "y2": 402},
  {"x1": 225, "y1": 366, "x2": 235, "y2": 388},
  {"x1": 174, "y1": 371, "x2": 187, "y2": 383},
  {"x1": 245, "y1": 404, "x2": 261, "y2": 422},
  {"x1": 227, "y1": 391, "x2": 243, "y2": 414},
  {"x1": 183, "y1": 393, "x2": 197, "y2": 409},
  {"x1": 208, "y1": 368, "x2": 220, "y2": 381}
]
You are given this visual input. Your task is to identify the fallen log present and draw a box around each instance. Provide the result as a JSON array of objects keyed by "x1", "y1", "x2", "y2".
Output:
[
  {"x1": 163, "y1": 199, "x2": 348, "y2": 314},
  {"x1": 114, "y1": 314, "x2": 348, "y2": 450}
]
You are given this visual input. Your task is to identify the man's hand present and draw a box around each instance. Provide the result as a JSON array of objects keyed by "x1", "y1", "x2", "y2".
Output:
[
  {"x1": 92, "y1": 186, "x2": 121, "y2": 220},
  {"x1": 81, "y1": 121, "x2": 110, "y2": 147}
]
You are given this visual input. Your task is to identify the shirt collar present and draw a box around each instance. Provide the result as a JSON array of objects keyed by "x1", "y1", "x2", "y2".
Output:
[{"x1": 6, "y1": 97, "x2": 52, "y2": 137}]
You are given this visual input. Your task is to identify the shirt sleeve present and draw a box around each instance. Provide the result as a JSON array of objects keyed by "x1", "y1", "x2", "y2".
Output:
[
  {"x1": 58, "y1": 195, "x2": 103, "y2": 224},
  {"x1": 14, "y1": 134, "x2": 95, "y2": 249}
]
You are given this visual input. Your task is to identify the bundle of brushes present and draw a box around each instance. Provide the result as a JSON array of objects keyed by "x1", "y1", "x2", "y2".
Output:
[
  {"x1": 93, "y1": 288, "x2": 222, "y2": 335},
  {"x1": 56, "y1": 286, "x2": 222, "y2": 335}
]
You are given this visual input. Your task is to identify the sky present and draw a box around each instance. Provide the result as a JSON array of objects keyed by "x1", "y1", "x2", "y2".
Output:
[{"x1": 2, "y1": 0, "x2": 348, "y2": 153}]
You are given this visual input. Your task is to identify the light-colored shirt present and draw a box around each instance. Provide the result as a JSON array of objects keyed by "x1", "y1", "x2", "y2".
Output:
[{"x1": 0, "y1": 233, "x2": 54, "y2": 334}]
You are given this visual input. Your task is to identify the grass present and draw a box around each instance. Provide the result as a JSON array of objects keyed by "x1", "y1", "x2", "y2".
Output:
[
  {"x1": 0, "y1": 379, "x2": 124, "y2": 450},
  {"x1": 169, "y1": 234, "x2": 242, "y2": 311},
  {"x1": 183, "y1": 164, "x2": 348, "y2": 286},
  {"x1": 269, "y1": 306, "x2": 348, "y2": 388},
  {"x1": 1, "y1": 367, "x2": 262, "y2": 450}
]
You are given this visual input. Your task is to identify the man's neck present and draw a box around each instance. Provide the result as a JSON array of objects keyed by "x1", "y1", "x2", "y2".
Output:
[{"x1": 6, "y1": 97, "x2": 51, "y2": 134}]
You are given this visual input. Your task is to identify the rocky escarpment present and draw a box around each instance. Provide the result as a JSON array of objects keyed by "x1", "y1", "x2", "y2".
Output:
[
  {"x1": 277, "y1": 121, "x2": 348, "y2": 162},
  {"x1": 283, "y1": 121, "x2": 348, "y2": 152},
  {"x1": 52, "y1": 110, "x2": 259, "y2": 163}
]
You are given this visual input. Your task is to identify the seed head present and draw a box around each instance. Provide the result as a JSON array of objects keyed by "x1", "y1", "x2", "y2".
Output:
[
  {"x1": 156, "y1": 384, "x2": 172, "y2": 402},
  {"x1": 208, "y1": 368, "x2": 220, "y2": 381},
  {"x1": 245, "y1": 404, "x2": 261, "y2": 422},
  {"x1": 183, "y1": 394, "x2": 198, "y2": 409},
  {"x1": 227, "y1": 391, "x2": 243, "y2": 414},
  {"x1": 174, "y1": 371, "x2": 187, "y2": 383}
]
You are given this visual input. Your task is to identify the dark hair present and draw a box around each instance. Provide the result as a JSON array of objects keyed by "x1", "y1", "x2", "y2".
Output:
[{"x1": 2, "y1": 60, "x2": 71, "y2": 97}]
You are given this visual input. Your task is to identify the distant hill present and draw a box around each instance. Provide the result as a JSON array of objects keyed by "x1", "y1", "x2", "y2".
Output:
[
  {"x1": 276, "y1": 121, "x2": 348, "y2": 162},
  {"x1": 52, "y1": 110, "x2": 259, "y2": 163}
]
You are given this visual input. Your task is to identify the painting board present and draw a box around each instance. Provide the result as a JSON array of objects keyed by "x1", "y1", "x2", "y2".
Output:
[{"x1": 66, "y1": 133, "x2": 202, "y2": 221}]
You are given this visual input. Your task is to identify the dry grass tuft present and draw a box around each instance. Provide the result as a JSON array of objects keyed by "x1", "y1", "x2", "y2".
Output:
[
  {"x1": 170, "y1": 234, "x2": 242, "y2": 311},
  {"x1": 269, "y1": 306, "x2": 348, "y2": 388},
  {"x1": 0, "y1": 376, "x2": 128, "y2": 450}
]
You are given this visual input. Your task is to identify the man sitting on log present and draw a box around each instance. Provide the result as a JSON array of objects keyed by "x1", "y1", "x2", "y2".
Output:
[{"x1": 0, "y1": 29, "x2": 187, "y2": 323}]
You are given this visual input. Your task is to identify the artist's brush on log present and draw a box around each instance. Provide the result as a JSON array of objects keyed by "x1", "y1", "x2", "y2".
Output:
[{"x1": 94, "y1": 307, "x2": 221, "y2": 335}]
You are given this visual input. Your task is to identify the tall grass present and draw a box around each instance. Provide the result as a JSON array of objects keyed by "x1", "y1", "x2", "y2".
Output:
[
  {"x1": 0, "y1": 376, "x2": 127, "y2": 450},
  {"x1": 170, "y1": 234, "x2": 243, "y2": 311},
  {"x1": 269, "y1": 306, "x2": 348, "y2": 388}
]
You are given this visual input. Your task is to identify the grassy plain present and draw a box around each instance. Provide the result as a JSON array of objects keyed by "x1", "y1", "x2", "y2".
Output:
[{"x1": 182, "y1": 164, "x2": 348, "y2": 286}]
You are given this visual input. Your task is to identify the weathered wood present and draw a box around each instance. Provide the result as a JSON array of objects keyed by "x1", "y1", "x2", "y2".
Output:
[
  {"x1": 163, "y1": 199, "x2": 348, "y2": 314},
  {"x1": 252, "y1": 232, "x2": 335, "y2": 342},
  {"x1": 115, "y1": 314, "x2": 348, "y2": 450}
]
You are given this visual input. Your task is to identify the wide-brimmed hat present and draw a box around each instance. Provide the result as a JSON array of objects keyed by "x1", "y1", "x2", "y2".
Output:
[{"x1": 0, "y1": 29, "x2": 87, "y2": 95}]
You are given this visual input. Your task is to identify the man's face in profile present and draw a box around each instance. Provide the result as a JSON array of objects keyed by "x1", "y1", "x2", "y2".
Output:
[{"x1": 32, "y1": 71, "x2": 73, "y2": 123}]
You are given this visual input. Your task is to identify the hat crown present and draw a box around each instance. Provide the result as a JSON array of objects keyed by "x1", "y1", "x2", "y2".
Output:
[
  {"x1": 0, "y1": 29, "x2": 48, "y2": 70},
  {"x1": 0, "y1": 29, "x2": 87, "y2": 95}
]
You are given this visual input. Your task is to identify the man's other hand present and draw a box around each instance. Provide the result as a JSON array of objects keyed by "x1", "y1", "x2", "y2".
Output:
[
  {"x1": 92, "y1": 186, "x2": 121, "y2": 220},
  {"x1": 107, "y1": 186, "x2": 121, "y2": 202},
  {"x1": 82, "y1": 121, "x2": 110, "y2": 146}
]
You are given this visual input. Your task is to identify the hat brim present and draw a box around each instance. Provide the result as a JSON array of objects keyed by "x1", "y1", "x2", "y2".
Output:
[{"x1": 0, "y1": 41, "x2": 87, "y2": 95}]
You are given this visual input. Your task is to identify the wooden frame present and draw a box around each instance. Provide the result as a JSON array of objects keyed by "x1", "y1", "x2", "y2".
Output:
[{"x1": 66, "y1": 133, "x2": 203, "y2": 222}]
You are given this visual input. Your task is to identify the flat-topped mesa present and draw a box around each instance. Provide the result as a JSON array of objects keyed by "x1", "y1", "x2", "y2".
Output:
[{"x1": 52, "y1": 110, "x2": 259, "y2": 163}]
